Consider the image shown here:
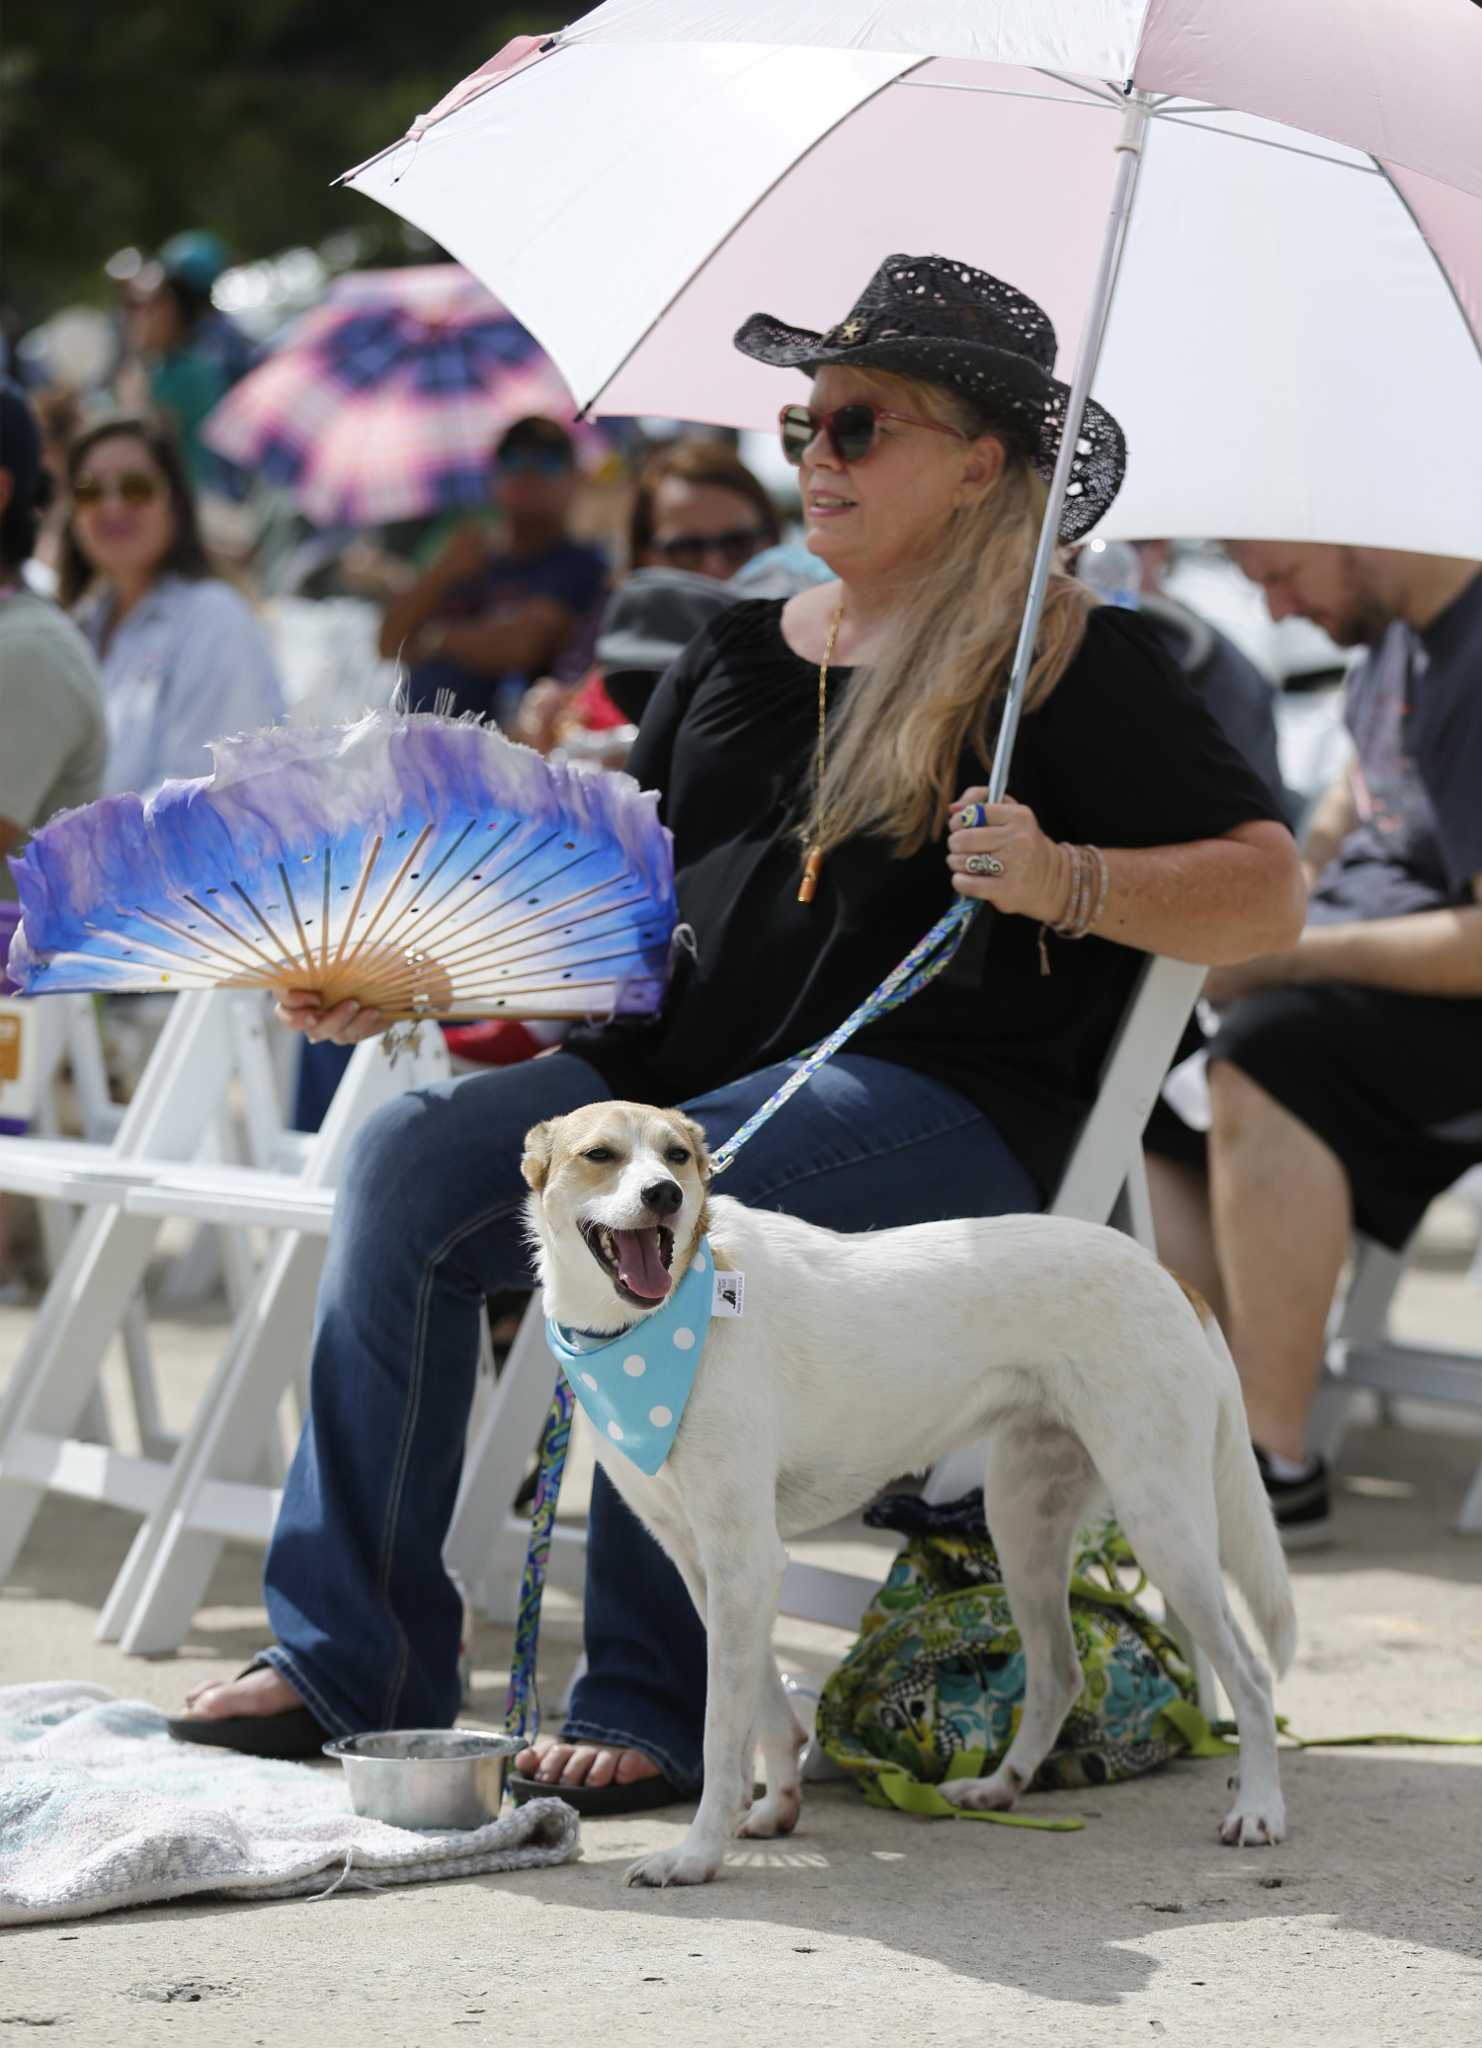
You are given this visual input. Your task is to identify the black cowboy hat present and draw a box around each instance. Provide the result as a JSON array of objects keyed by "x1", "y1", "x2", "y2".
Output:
[{"x1": 734, "y1": 253, "x2": 1125, "y2": 542}]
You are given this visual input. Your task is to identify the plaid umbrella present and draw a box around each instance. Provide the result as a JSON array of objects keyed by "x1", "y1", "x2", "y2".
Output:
[{"x1": 202, "y1": 265, "x2": 597, "y2": 526}]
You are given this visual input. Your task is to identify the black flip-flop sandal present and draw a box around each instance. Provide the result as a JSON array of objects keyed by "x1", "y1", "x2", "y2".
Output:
[
  {"x1": 167, "y1": 1661, "x2": 330, "y2": 1762},
  {"x1": 507, "y1": 1768, "x2": 689, "y2": 1816}
]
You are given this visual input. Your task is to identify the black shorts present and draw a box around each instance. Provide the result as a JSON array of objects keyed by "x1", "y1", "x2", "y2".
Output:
[{"x1": 1145, "y1": 982, "x2": 1482, "y2": 1251}]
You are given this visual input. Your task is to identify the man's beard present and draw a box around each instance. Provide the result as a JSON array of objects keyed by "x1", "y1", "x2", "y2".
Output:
[{"x1": 1329, "y1": 553, "x2": 1394, "y2": 648}]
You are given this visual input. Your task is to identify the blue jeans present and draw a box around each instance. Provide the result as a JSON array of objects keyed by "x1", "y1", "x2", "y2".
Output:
[{"x1": 263, "y1": 1051, "x2": 1040, "y2": 1786}]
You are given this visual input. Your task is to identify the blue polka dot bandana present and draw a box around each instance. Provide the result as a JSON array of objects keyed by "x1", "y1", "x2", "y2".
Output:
[{"x1": 545, "y1": 1238, "x2": 715, "y2": 1476}]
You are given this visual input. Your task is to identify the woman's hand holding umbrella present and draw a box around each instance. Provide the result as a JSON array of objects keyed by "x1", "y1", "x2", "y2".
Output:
[{"x1": 947, "y1": 791, "x2": 1068, "y2": 921}]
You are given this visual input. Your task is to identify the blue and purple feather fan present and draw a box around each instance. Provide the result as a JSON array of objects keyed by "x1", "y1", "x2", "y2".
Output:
[{"x1": 7, "y1": 715, "x2": 676, "y2": 1022}]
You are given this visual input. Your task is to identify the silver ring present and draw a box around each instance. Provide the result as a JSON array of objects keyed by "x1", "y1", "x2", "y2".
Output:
[{"x1": 964, "y1": 853, "x2": 1004, "y2": 878}]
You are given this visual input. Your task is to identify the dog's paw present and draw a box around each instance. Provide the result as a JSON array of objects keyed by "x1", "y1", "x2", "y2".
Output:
[
  {"x1": 625, "y1": 1843, "x2": 722, "y2": 1889},
  {"x1": 1219, "y1": 1798, "x2": 1286, "y2": 1848},
  {"x1": 938, "y1": 1770, "x2": 1019, "y2": 1814},
  {"x1": 738, "y1": 1784, "x2": 801, "y2": 1839}
]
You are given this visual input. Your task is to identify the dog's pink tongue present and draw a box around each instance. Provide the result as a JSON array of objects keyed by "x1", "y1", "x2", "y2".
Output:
[{"x1": 613, "y1": 1228, "x2": 671, "y2": 1301}]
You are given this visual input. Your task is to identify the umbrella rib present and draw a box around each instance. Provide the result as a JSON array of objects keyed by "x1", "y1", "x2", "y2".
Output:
[
  {"x1": 897, "y1": 76, "x2": 1120, "y2": 111},
  {"x1": 1375, "y1": 167, "x2": 1482, "y2": 372},
  {"x1": 1151, "y1": 110, "x2": 1382, "y2": 176},
  {"x1": 1034, "y1": 70, "x2": 1128, "y2": 107}
]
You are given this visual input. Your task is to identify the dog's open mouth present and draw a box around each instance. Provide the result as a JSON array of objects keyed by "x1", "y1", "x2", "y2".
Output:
[{"x1": 580, "y1": 1220, "x2": 675, "y2": 1305}]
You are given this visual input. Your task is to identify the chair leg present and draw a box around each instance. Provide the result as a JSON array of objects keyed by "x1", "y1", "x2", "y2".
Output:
[
  {"x1": 444, "y1": 1302, "x2": 559, "y2": 1623},
  {"x1": 104, "y1": 1233, "x2": 327, "y2": 1653},
  {"x1": 74, "y1": 1386, "x2": 115, "y2": 1449},
  {"x1": 1457, "y1": 1461, "x2": 1482, "y2": 1537},
  {"x1": 120, "y1": 1297, "x2": 176, "y2": 1464},
  {"x1": 0, "y1": 1207, "x2": 162, "y2": 1581},
  {"x1": 1306, "y1": 1373, "x2": 1356, "y2": 1467}
]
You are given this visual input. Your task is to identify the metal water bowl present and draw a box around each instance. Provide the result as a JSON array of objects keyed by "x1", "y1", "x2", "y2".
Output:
[{"x1": 324, "y1": 1728, "x2": 522, "y2": 1830}]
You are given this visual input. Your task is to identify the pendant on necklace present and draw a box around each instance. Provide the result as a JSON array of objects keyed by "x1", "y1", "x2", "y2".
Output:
[{"x1": 798, "y1": 845, "x2": 824, "y2": 905}]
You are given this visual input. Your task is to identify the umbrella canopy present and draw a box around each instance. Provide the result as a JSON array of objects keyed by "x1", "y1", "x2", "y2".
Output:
[
  {"x1": 345, "y1": 1, "x2": 1482, "y2": 553},
  {"x1": 203, "y1": 264, "x2": 594, "y2": 526}
]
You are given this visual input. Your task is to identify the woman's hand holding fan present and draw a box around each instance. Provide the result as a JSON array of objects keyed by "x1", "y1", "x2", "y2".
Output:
[{"x1": 276, "y1": 988, "x2": 387, "y2": 1046}]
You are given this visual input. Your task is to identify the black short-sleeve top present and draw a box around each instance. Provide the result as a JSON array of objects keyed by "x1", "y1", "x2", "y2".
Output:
[{"x1": 567, "y1": 599, "x2": 1279, "y2": 1193}]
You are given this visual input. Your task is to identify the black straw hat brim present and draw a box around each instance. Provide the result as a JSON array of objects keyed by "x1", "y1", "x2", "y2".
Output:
[{"x1": 734, "y1": 311, "x2": 1124, "y2": 544}]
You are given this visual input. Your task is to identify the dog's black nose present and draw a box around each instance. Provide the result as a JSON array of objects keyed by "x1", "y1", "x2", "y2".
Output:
[{"x1": 641, "y1": 1179, "x2": 683, "y2": 1217}]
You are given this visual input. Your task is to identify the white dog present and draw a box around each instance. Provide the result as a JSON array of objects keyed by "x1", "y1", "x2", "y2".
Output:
[{"x1": 522, "y1": 1101, "x2": 1295, "y2": 1889}]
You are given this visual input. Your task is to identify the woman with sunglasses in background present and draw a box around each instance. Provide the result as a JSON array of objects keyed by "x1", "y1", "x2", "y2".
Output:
[
  {"x1": 60, "y1": 415, "x2": 284, "y2": 797},
  {"x1": 514, "y1": 438, "x2": 782, "y2": 751},
  {"x1": 628, "y1": 437, "x2": 779, "y2": 579},
  {"x1": 175, "y1": 257, "x2": 1302, "y2": 1820}
]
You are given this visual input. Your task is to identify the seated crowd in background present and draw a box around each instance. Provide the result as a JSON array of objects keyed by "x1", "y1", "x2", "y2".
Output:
[
  {"x1": 514, "y1": 434, "x2": 783, "y2": 751},
  {"x1": 1147, "y1": 541, "x2": 1482, "y2": 1547}
]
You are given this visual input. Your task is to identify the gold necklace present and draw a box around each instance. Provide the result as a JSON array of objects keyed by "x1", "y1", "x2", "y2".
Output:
[{"x1": 798, "y1": 596, "x2": 845, "y2": 905}]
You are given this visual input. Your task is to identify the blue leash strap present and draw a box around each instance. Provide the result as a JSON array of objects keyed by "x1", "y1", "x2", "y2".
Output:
[
  {"x1": 502, "y1": 1374, "x2": 574, "y2": 1742},
  {"x1": 501, "y1": 890, "x2": 980, "y2": 1738},
  {"x1": 708, "y1": 895, "x2": 980, "y2": 1177}
]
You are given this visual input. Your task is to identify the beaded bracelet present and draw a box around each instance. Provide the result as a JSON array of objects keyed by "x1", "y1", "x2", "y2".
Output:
[{"x1": 1037, "y1": 843, "x2": 1109, "y2": 974}]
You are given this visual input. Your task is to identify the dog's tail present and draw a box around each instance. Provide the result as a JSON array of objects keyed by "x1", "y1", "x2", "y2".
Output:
[{"x1": 1198, "y1": 1304, "x2": 1297, "y2": 1676}]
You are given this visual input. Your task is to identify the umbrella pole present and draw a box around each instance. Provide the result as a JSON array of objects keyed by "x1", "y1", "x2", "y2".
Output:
[{"x1": 987, "y1": 89, "x2": 1154, "y2": 802}]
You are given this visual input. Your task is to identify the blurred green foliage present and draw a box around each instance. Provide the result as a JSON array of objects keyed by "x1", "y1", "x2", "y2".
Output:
[{"x1": 1, "y1": 0, "x2": 543, "y2": 322}]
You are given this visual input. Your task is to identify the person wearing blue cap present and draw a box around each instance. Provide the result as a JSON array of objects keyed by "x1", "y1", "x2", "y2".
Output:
[{"x1": 125, "y1": 231, "x2": 253, "y2": 497}]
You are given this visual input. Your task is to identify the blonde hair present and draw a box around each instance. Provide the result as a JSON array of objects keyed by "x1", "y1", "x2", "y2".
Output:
[{"x1": 806, "y1": 371, "x2": 1092, "y2": 858}]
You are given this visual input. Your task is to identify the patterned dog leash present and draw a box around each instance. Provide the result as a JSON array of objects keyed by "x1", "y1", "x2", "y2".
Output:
[{"x1": 503, "y1": 892, "x2": 983, "y2": 1740}]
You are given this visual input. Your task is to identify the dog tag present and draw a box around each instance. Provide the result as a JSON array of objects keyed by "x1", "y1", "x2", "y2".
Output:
[{"x1": 711, "y1": 1270, "x2": 745, "y2": 1318}]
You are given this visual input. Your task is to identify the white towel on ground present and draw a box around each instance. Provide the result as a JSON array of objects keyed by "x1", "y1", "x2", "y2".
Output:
[{"x1": 0, "y1": 1682, "x2": 579, "y2": 1925}]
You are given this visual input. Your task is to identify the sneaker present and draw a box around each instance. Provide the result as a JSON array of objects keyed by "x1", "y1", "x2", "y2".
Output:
[{"x1": 1254, "y1": 1446, "x2": 1333, "y2": 1551}]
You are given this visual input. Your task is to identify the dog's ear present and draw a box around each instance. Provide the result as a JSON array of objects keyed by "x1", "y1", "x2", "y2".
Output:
[
  {"x1": 674, "y1": 1111, "x2": 712, "y2": 1184},
  {"x1": 521, "y1": 1120, "x2": 556, "y2": 1192}
]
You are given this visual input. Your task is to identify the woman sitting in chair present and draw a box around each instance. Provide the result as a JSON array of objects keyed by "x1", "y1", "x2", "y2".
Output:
[{"x1": 173, "y1": 254, "x2": 1302, "y2": 1810}]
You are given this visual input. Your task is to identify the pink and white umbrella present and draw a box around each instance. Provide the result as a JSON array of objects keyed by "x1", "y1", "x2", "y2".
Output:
[
  {"x1": 347, "y1": 3, "x2": 1480, "y2": 552},
  {"x1": 344, "y1": 1, "x2": 1481, "y2": 789},
  {"x1": 203, "y1": 264, "x2": 597, "y2": 527}
]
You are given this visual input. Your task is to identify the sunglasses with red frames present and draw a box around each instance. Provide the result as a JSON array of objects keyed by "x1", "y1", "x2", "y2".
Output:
[{"x1": 778, "y1": 402, "x2": 969, "y2": 468}]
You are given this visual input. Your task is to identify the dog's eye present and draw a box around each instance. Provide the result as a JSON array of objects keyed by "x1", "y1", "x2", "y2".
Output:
[
  {"x1": 664, "y1": 1146, "x2": 690, "y2": 1165},
  {"x1": 582, "y1": 1146, "x2": 616, "y2": 1163}
]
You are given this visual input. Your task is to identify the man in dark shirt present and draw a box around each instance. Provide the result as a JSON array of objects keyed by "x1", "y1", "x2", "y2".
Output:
[
  {"x1": 1134, "y1": 539, "x2": 1293, "y2": 822},
  {"x1": 1149, "y1": 543, "x2": 1482, "y2": 1548},
  {"x1": 379, "y1": 415, "x2": 607, "y2": 727}
]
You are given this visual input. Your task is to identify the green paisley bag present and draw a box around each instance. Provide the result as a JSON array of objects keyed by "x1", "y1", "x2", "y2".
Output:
[{"x1": 816, "y1": 1491, "x2": 1216, "y2": 1831}]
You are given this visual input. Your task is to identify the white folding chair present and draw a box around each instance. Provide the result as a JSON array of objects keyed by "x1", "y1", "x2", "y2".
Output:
[
  {"x1": 0, "y1": 991, "x2": 300, "y2": 1457},
  {"x1": 1311, "y1": 1186, "x2": 1482, "y2": 1533},
  {"x1": 447, "y1": 955, "x2": 1217, "y2": 1721},
  {"x1": 2, "y1": 992, "x2": 138, "y2": 1449},
  {"x1": 0, "y1": 993, "x2": 437, "y2": 1602},
  {"x1": 101, "y1": 1025, "x2": 452, "y2": 1653},
  {"x1": 0, "y1": 990, "x2": 262, "y2": 1582}
]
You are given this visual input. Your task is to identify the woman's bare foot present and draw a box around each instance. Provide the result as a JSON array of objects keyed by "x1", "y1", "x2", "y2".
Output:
[
  {"x1": 181, "y1": 1665, "x2": 304, "y2": 1720},
  {"x1": 515, "y1": 1736, "x2": 663, "y2": 1791}
]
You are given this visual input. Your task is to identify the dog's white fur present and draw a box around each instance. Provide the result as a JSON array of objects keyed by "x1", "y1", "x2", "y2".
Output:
[{"x1": 522, "y1": 1102, "x2": 1296, "y2": 1889}]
